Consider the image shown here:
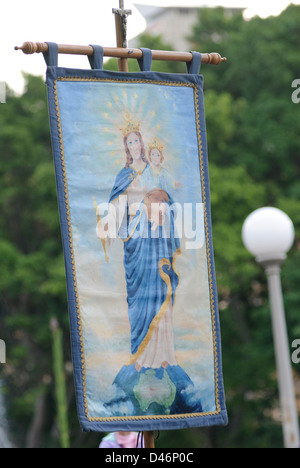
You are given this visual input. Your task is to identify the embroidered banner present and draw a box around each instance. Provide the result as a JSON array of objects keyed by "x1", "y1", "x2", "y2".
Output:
[{"x1": 45, "y1": 45, "x2": 227, "y2": 432}]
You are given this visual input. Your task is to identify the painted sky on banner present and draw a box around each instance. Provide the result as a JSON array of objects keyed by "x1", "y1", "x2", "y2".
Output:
[{"x1": 55, "y1": 77, "x2": 214, "y2": 418}]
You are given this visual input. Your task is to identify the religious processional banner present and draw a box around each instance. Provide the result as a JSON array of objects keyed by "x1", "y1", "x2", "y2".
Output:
[{"x1": 44, "y1": 44, "x2": 227, "y2": 432}]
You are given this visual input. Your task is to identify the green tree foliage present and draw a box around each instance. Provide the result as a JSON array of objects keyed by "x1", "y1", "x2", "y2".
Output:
[
  {"x1": 189, "y1": 5, "x2": 300, "y2": 448},
  {"x1": 1, "y1": 5, "x2": 300, "y2": 448},
  {"x1": 191, "y1": 6, "x2": 300, "y2": 192},
  {"x1": 0, "y1": 75, "x2": 99, "y2": 448}
]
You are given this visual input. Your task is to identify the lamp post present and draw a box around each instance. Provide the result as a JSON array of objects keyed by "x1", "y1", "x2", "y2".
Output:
[{"x1": 242, "y1": 207, "x2": 299, "y2": 448}]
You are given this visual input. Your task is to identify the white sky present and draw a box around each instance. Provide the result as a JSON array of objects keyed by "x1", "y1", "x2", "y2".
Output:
[{"x1": 1, "y1": 0, "x2": 299, "y2": 94}]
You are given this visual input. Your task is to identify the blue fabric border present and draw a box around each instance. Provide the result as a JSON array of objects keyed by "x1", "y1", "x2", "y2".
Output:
[{"x1": 45, "y1": 66, "x2": 228, "y2": 433}]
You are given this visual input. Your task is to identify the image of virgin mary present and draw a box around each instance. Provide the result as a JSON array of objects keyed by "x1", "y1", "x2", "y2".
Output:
[{"x1": 96, "y1": 116, "x2": 203, "y2": 416}]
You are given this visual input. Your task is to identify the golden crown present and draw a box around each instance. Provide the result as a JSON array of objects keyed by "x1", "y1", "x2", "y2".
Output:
[
  {"x1": 148, "y1": 136, "x2": 165, "y2": 153},
  {"x1": 119, "y1": 111, "x2": 141, "y2": 137}
]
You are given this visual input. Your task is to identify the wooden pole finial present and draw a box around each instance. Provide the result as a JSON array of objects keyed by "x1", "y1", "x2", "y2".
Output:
[
  {"x1": 14, "y1": 42, "x2": 46, "y2": 55},
  {"x1": 206, "y1": 52, "x2": 227, "y2": 65}
]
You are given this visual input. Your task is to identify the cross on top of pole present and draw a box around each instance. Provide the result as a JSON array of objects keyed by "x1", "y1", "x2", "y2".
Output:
[
  {"x1": 112, "y1": 0, "x2": 132, "y2": 64},
  {"x1": 112, "y1": 0, "x2": 132, "y2": 18}
]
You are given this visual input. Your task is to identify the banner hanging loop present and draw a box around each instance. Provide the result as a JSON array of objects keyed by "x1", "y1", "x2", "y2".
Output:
[
  {"x1": 88, "y1": 45, "x2": 104, "y2": 70},
  {"x1": 186, "y1": 51, "x2": 202, "y2": 75},
  {"x1": 137, "y1": 48, "x2": 153, "y2": 72},
  {"x1": 42, "y1": 42, "x2": 58, "y2": 67}
]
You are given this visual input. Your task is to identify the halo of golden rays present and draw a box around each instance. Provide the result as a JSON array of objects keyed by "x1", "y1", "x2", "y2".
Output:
[{"x1": 99, "y1": 88, "x2": 165, "y2": 169}]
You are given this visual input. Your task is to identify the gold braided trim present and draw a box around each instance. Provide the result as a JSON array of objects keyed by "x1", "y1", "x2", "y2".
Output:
[
  {"x1": 127, "y1": 258, "x2": 173, "y2": 365},
  {"x1": 53, "y1": 80, "x2": 88, "y2": 414},
  {"x1": 87, "y1": 409, "x2": 220, "y2": 422},
  {"x1": 56, "y1": 76, "x2": 196, "y2": 90},
  {"x1": 194, "y1": 86, "x2": 221, "y2": 413},
  {"x1": 53, "y1": 76, "x2": 223, "y2": 422}
]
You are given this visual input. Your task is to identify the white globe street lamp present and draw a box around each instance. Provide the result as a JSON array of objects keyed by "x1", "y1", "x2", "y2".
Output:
[{"x1": 242, "y1": 207, "x2": 299, "y2": 449}]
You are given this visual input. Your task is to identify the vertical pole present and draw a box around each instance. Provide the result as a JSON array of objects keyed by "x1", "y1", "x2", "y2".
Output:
[
  {"x1": 51, "y1": 317, "x2": 70, "y2": 449},
  {"x1": 113, "y1": 0, "x2": 132, "y2": 72},
  {"x1": 263, "y1": 261, "x2": 300, "y2": 448},
  {"x1": 113, "y1": 1, "x2": 154, "y2": 449},
  {"x1": 143, "y1": 431, "x2": 155, "y2": 449}
]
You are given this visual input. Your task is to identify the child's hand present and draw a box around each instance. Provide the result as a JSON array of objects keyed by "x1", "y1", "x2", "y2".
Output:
[{"x1": 175, "y1": 181, "x2": 183, "y2": 189}]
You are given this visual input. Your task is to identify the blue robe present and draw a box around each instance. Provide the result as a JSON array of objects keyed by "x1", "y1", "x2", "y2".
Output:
[
  {"x1": 105, "y1": 165, "x2": 201, "y2": 416},
  {"x1": 109, "y1": 165, "x2": 140, "y2": 203}
]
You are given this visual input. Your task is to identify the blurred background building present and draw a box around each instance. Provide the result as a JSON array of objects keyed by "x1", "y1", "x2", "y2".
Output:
[{"x1": 130, "y1": 4, "x2": 245, "y2": 50}]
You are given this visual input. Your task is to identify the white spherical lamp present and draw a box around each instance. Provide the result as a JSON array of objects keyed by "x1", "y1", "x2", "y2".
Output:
[
  {"x1": 242, "y1": 207, "x2": 295, "y2": 263},
  {"x1": 241, "y1": 207, "x2": 299, "y2": 448}
]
